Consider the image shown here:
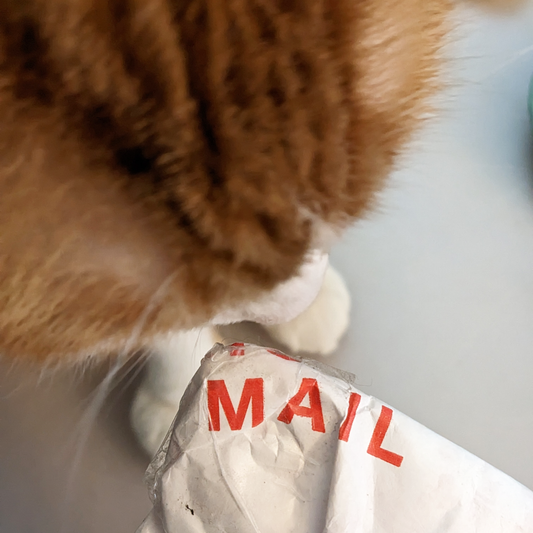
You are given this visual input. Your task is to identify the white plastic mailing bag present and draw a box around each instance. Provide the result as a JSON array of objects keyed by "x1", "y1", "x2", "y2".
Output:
[{"x1": 137, "y1": 343, "x2": 533, "y2": 532}]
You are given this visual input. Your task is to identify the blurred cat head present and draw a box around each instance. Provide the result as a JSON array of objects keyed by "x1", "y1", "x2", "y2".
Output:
[{"x1": 0, "y1": 0, "x2": 450, "y2": 361}]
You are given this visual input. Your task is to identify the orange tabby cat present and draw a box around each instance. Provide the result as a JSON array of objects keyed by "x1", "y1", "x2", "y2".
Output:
[{"x1": 0, "y1": 0, "x2": 450, "y2": 452}]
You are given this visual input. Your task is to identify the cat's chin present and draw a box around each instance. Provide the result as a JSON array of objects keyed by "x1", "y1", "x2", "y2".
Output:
[{"x1": 211, "y1": 250, "x2": 329, "y2": 327}]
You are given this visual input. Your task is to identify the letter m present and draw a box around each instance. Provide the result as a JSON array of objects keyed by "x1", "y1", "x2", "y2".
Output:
[{"x1": 207, "y1": 378, "x2": 264, "y2": 431}]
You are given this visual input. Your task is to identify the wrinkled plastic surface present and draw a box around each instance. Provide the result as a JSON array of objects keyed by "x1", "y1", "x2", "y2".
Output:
[{"x1": 137, "y1": 344, "x2": 533, "y2": 533}]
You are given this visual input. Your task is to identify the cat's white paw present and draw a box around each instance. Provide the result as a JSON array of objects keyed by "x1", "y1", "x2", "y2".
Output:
[
  {"x1": 266, "y1": 264, "x2": 351, "y2": 356},
  {"x1": 130, "y1": 384, "x2": 179, "y2": 457},
  {"x1": 130, "y1": 328, "x2": 217, "y2": 456}
]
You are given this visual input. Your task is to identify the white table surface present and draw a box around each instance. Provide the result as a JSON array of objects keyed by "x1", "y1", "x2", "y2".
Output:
[{"x1": 330, "y1": 0, "x2": 533, "y2": 491}]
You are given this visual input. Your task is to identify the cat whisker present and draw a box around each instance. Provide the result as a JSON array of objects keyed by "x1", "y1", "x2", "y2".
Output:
[
  {"x1": 103, "y1": 350, "x2": 152, "y2": 411},
  {"x1": 58, "y1": 274, "x2": 176, "y2": 533}
]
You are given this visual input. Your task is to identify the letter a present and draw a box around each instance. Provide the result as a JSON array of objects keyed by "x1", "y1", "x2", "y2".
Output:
[{"x1": 278, "y1": 378, "x2": 326, "y2": 433}]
